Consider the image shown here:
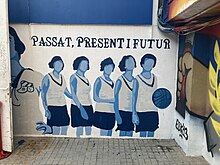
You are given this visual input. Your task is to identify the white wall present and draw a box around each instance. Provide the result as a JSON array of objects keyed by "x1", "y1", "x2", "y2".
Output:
[
  {"x1": 173, "y1": 110, "x2": 220, "y2": 164},
  {"x1": 0, "y1": 0, "x2": 13, "y2": 152}
]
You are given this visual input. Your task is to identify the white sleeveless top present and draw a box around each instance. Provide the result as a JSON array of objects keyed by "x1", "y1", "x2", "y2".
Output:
[
  {"x1": 136, "y1": 74, "x2": 158, "y2": 112},
  {"x1": 47, "y1": 72, "x2": 66, "y2": 106},
  {"x1": 71, "y1": 73, "x2": 92, "y2": 106},
  {"x1": 12, "y1": 69, "x2": 43, "y2": 135},
  {"x1": 95, "y1": 75, "x2": 114, "y2": 113},
  {"x1": 118, "y1": 75, "x2": 133, "y2": 112}
]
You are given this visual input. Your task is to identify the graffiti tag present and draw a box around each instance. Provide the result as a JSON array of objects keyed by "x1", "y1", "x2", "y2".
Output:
[{"x1": 175, "y1": 119, "x2": 188, "y2": 140}]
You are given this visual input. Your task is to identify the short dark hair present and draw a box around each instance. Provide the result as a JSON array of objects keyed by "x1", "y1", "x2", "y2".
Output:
[
  {"x1": 140, "y1": 54, "x2": 157, "y2": 68},
  {"x1": 9, "y1": 26, "x2": 25, "y2": 59},
  {"x1": 100, "y1": 57, "x2": 115, "y2": 71},
  {"x1": 73, "y1": 56, "x2": 90, "y2": 70},
  {"x1": 118, "y1": 55, "x2": 137, "y2": 71},
  {"x1": 48, "y1": 56, "x2": 64, "y2": 70}
]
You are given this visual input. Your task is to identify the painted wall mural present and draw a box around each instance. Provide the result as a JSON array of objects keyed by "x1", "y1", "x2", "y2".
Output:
[
  {"x1": 176, "y1": 31, "x2": 220, "y2": 158},
  {"x1": 10, "y1": 27, "x2": 44, "y2": 135},
  {"x1": 10, "y1": 25, "x2": 176, "y2": 138},
  {"x1": 176, "y1": 34, "x2": 211, "y2": 119},
  {"x1": 205, "y1": 40, "x2": 220, "y2": 157}
]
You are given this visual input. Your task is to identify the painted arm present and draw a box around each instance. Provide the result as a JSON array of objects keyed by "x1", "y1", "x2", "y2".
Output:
[
  {"x1": 41, "y1": 75, "x2": 51, "y2": 120},
  {"x1": 114, "y1": 79, "x2": 122, "y2": 125},
  {"x1": 93, "y1": 77, "x2": 114, "y2": 103},
  {"x1": 11, "y1": 87, "x2": 20, "y2": 106},
  {"x1": 132, "y1": 79, "x2": 139, "y2": 125},
  {"x1": 64, "y1": 87, "x2": 72, "y2": 99},
  {"x1": 70, "y1": 74, "x2": 88, "y2": 120},
  {"x1": 36, "y1": 72, "x2": 44, "y2": 96},
  {"x1": 36, "y1": 86, "x2": 41, "y2": 96}
]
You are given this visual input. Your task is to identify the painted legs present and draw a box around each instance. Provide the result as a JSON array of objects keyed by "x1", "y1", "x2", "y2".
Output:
[
  {"x1": 140, "y1": 131, "x2": 154, "y2": 137},
  {"x1": 60, "y1": 126, "x2": 68, "y2": 135},
  {"x1": 100, "y1": 129, "x2": 112, "y2": 136},
  {"x1": 85, "y1": 126, "x2": 92, "y2": 135},
  {"x1": 119, "y1": 131, "x2": 133, "y2": 137},
  {"x1": 52, "y1": 126, "x2": 68, "y2": 135},
  {"x1": 76, "y1": 126, "x2": 92, "y2": 137}
]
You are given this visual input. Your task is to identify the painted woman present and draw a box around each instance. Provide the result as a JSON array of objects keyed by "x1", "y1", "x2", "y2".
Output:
[
  {"x1": 132, "y1": 54, "x2": 159, "y2": 137},
  {"x1": 93, "y1": 57, "x2": 115, "y2": 136},
  {"x1": 9, "y1": 26, "x2": 44, "y2": 135},
  {"x1": 41, "y1": 56, "x2": 71, "y2": 135},
  {"x1": 70, "y1": 56, "x2": 94, "y2": 137},
  {"x1": 114, "y1": 55, "x2": 136, "y2": 137}
]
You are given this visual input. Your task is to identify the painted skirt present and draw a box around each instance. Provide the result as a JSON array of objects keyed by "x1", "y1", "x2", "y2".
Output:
[
  {"x1": 71, "y1": 104, "x2": 94, "y2": 127},
  {"x1": 135, "y1": 111, "x2": 159, "y2": 132},
  {"x1": 116, "y1": 110, "x2": 134, "y2": 131},
  {"x1": 93, "y1": 111, "x2": 115, "y2": 130},
  {"x1": 47, "y1": 105, "x2": 70, "y2": 127}
]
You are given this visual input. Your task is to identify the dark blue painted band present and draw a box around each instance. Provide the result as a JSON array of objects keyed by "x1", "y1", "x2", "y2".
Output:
[{"x1": 9, "y1": 0, "x2": 153, "y2": 25}]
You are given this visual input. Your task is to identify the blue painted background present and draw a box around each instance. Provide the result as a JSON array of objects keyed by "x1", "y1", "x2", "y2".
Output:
[{"x1": 8, "y1": 0, "x2": 153, "y2": 25}]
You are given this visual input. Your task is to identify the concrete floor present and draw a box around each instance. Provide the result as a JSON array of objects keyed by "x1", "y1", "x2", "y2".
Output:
[{"x1": 0, "y1": 137, "x2": 209, "y2": 165}]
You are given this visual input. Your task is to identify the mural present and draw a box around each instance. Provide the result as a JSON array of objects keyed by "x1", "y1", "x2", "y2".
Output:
[
  {"x1": 9, "y1": 25, "x2": 174, "y2": 138},
  {"x1": 176, "y1": 34, "x2": 211, "y2": 119},
  {"x1": 176, "y1": 31, "x2": 220, "y2": 158},
  {"x1": 9, "y1": 26, "x2": 43, "y2": 135},
  {"x1": 176, "y1": 41, "x2": 193, "y2": 118},
  {"x1": 205, "y1": 40, "x2": 220, "y2": 157}
]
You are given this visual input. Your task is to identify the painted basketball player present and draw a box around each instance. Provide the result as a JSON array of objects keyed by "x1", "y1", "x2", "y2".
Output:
[
  {"x1": 70, "y1": 56, "x2": 94, "y2": 137},
  {"x1": 132, "y1": 54, "x2": 159, "y2": 137},
  {"x1": 93, "y1": 57, "x2": 115, "y2": 136},
  {"x1": 114, "y1": 55, "x2": 136, "y2": 137},
  {"x1": 41, "y1": 56, "x2": 71, "y2": 135}
]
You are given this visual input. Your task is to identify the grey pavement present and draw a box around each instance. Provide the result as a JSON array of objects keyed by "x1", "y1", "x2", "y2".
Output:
[{"x1": 0, "y1": 137, "x2": 209, "y2": 165}]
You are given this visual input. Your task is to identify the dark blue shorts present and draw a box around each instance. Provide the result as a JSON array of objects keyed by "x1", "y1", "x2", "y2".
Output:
[
  {"x1": 135, "y1": 111, "x2": 159, "y2": 132},
  {"x1": 47, "y1": 105, "x2": 70, "y2": 127},
  {"x1": 93, "y1": 111, "x2": 115, "y2": 130},
  {"x1": 116, "y1": 110, "x2": 134, "y2": 131},
  {"x1": 71, "y1": 104, "x2": 94, "y2": 127}
]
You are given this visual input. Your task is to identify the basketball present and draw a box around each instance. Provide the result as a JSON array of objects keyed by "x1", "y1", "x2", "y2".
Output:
[{"x1": 152, "y1": 88, "x2": 172, "y2": 109}]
